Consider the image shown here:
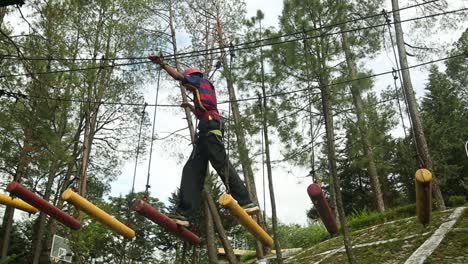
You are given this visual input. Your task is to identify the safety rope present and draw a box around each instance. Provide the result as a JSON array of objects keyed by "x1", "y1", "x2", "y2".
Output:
[
  {"x1": 131, "y1": 103, "x2": 147, "y2": 195},
  {"x1": 383, "y1": 9, "x2": 425, "y2": 168},
  {"x1": 144, "y1": 67, "x2": 162, "y2": 200},
  {"x1": 126, "y1": 103, "x2": 147, "y2": 226}
]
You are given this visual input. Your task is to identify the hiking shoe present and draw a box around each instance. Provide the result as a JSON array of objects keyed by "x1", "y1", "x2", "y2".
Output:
[
  {"x1": 168, "y1": 213, "x2": 190, "y2": 227},
  {"x1": 241, "y1": 203, "x2": 260, "y2": 215}
]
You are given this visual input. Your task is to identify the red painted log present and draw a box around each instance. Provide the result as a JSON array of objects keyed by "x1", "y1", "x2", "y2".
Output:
[
  {"x1": 307, "y1": 183, "x2": 338, "y2": 235},
  {"x1": 132, "y1": 199, "x2": 201, "y2": 245},
  {"x1": 7, "y1": 182, "x2": 81, "y2": 230}
]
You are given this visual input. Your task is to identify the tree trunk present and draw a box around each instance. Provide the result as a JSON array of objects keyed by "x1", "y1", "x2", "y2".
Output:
[
  {"x1": 191, "y1": 245, "x2": 198, "y2": 264},
  {"x1": 0, "y1": 7, "x2": 6, "y2": 25},
  {"x1": 204, "y1": 190, "x2": 238, "y2": 264},
  {"x1": 32, "y1": 103, "x2": 70, "y2": 263},
  {"x1": 391, "y1": 0, "x2": 445, "y2": 210},
  {"x1": 44, "y1": 114, "x2": 83, "y2": 259},
  {"x1": 260, "y1": 89, "x2": 283, "y2": 263},
  {"x1": 1, "y1": 127, "x2": 34, "y2": 259},
  {"x1": 168, "y1": 0, "x2": 196, "y2": 142},
  {"x1": 257, "y1": 19, "x2": 282, "y2": 262},
  {"x1": 203, "y1": 175, "x2": 219, "y2": 264},
  {"x1": 204, "y1": 202, "x2": 218, "y2": 264},
  {"x1": 32, "y1": 161, "x2": 60, "y2": 264},
  {"x1": 214, "y1": 14, "x2": 266, "y2": 259},
  {"x1": 340, "y1": 28, "x2": 385, "y2": 212},
  {"x1": 319, "y1": 77, "x2": 356, "y2": 263}
]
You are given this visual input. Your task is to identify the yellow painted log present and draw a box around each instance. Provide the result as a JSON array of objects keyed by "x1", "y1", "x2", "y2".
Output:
[
  {"x1": 0, "y1": 193, "x2": 38, "y2": 214},
  {"x1": 218, "y1": 193, "x2": 273, "y2": 247},
  {"x1": 415, "y1": 168, "x2": 432, "y2": 225},
  {"x1": 61, "y1": 189, "x2": 135, "y2": 239}
]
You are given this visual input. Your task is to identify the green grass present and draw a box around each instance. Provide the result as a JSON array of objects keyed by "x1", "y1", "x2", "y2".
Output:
[
  {"x1": 283, "y1": 206, "x2": 466, "y2": 264},
  {"x1": 321, "y1": 235, "x2": 429, "y2": 264},
  {"x1": 347, "y1": 204, "x2": 416, "y2": 231},
  {"x1": 425, "y1": 207, "x2": 468, "y2": 264}
]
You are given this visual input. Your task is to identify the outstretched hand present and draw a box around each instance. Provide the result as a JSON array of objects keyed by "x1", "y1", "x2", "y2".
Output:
[{"x1": 148, "y1": 55, "x2": 163, "y2": 65}]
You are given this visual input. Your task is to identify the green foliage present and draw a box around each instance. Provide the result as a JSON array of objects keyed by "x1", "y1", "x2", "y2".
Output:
[
  {"x1": 420, "y1": 32, "x2": 468, "y2": 200},
  {"x1": 0, "y1": 255, "x2": 18, "y2": 264},
  {"x1": 447, "y1": 195, "x2": 466, "y2": 207}
]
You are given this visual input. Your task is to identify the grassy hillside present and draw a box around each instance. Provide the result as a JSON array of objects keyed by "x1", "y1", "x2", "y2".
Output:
[
  {"x1": 248, "y1": 206, "x2": 467, "y2": 264},
  {"x1": 285, "y1": 207, "x2": 467, "y2": 264}
]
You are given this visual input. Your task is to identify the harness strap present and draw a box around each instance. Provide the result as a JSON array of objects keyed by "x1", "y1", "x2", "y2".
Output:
[{"x1": 209, "y1": 129, "x2": 223, "y2": 137}]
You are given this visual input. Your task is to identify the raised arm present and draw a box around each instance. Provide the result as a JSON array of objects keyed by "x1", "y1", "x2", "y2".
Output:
[{"x1": 148, "y1": 55, "x2": 184, "y2": 81}]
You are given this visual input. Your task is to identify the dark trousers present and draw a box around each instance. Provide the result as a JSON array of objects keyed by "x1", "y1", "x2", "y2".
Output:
[{"x1": 177, "y1": 132, "x2": 252, "y2": 216}]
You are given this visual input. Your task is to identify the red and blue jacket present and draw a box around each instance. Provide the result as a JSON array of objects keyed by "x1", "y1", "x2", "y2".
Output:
[{"x1": 183, "y1": 75, "x2": 221, "y2": 122}]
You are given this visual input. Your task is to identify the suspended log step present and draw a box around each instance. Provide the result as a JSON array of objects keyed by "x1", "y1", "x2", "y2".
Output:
[
  {"x1": 218, "y1": 193, "x2": 273, "y2": 247},
  {"x1": 0, "y1": 193, "x2": 38, "y2": 214},
  {"x1": 307, "y1": 183, "x2": 338, "y2": 235},
  {"x1": 132, "y1": 199, "x2": 201, "y2": 245},
  {"x1": 6, "y1": 182, "x2": 81, "y2": 230},
  {"x1": 415, "y1": 168, "x2": 432, "y2": 225},
  {"x1": 62, "y1": 189, "x2": 135, "y2": 239}
]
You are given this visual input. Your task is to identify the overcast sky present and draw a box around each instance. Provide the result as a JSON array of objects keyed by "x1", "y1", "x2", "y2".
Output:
[{"x1": 2, "y1": 0, "x2": 467, "y2": 227}]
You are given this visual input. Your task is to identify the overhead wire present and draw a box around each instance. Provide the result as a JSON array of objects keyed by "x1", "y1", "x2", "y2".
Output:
[
  {"x1": 230, "y1": 7, "x2": 467, "y2": 55},
  {"x1": 1, "y1": 4, "x2": 464, "y2": 77},
  {"x1": 233, "y1": 0, "x2": 441, "y2": 50},
  {"x1": 1, "y1": 0, "x2": 440, "y2": 63},
  {"x1": 0, "y1": 9, "x2": 462, "y2": 81},
  {"x1": 0, "y1": 53, "x2": 464, "y2": 107}
]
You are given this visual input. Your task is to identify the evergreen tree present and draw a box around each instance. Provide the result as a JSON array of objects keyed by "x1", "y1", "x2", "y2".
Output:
[{"x1": 420, "y1": 31, "x2": 468, "y2": 198}]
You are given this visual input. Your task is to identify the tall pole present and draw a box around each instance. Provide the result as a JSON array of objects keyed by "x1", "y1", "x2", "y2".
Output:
[
  {"x1": 258, "y1": 19, "x2": 283, "y2": 264},
  {"x1": 391, "y1": 0, "x2": 445, "y2": 209}
]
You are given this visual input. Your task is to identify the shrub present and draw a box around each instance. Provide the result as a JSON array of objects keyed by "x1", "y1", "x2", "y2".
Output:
[{"x1": 447, "y1": 195, "x2": 466, "y2": 207}]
